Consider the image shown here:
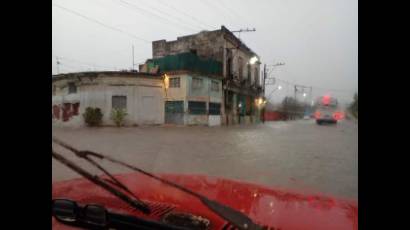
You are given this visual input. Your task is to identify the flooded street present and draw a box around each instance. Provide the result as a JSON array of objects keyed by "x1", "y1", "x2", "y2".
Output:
[{"x1": 52, "y1": 119, "x2": 358, "y2": 200}]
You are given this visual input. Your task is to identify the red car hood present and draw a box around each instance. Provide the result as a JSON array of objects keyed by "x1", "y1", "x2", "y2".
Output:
[{"x1": 52, "y1": 173, "x2": 357, "y2": 230}]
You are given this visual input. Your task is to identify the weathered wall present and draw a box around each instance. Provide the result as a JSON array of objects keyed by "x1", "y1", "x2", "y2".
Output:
[
  {"x1": 163, "y1": 74, "x2": 223, "y2": 126},
  {"x1": 185, "y1": 115, "x2": 208, "y2": 125},
  {"x1": 208, "y1": 115, "x2": 221, "y2": 126},
  {"x1": 165, "y1": 74, "x2": 188, "y2": 101},
  {"x1": 52, "y1": 74, "x2": 164, "y2": 126},
  {"x1": 225, "y1": 40, "x2": 260, "y2": 85},
  {"x1": 152, "y1": 29, "x2": 260, "y2": 87},
  {"x1": 152, "y1": 28, "x2": 262, "y2": 126},
  {"x1": 153, "y1": 30, "x2": 225, "y2": 62}
]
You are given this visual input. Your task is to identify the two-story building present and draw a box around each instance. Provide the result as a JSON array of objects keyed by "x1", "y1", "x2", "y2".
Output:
[
  {"x1": 141, "y1": 52, "x2": 223, "y2": 126},
  {"x1": 146, "y1": 26, "x2": 263, "y2": 125}
]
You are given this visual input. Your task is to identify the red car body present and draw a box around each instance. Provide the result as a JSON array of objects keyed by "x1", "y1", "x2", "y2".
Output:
[{"x1": 52, "y1": 173, "x2": 357, "y2": 230}]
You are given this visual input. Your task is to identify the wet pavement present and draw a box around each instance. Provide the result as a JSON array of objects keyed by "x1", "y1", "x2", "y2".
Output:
[{"x1": 52, "y1": 119, "x2": 358, "y2": 200}]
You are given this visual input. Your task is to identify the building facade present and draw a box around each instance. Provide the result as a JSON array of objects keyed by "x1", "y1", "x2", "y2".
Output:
[
  {"x1": 52, "y1": 71, "x2": 165, "y2": 127},
  {"x1": 151, "y1": 26, "x2": 263, "y2": 125},
  {"x1": 163, "y1": 71, "x2": 223, "y2": 126}
]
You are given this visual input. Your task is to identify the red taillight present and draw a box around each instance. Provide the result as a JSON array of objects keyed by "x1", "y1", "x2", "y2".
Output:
[
  {"x1": 314, "y1": 111, "x2": 321, "y2": 119},
  {"x1": 322, "y1": 95, "x2": 331, "y2": 105},
  {"x1": 333, "y1": 112, "x2": 344, "y2": 120}
]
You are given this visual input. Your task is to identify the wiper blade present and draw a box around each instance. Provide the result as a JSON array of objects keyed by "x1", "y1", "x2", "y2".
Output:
[
  {"x1": 52, "y1": 138, "x2": 264, "y2": 230},
  {"x1": 52, "y1": 138, "x2": 140, "y2": 201},
  {"x1": 52, "y1": 149, "x2": 151, "y2": 214}
]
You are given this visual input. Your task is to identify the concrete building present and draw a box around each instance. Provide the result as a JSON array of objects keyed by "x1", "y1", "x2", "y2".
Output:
[
  {"x1": 140, "y1": 51, "x2": 223, "y2": 126},
  {"x1": 163, "y1": 70, "x2": 223, "y2": 126},
  {"x1": 52, "y1": 71, "x2": 165, "y2": 127},
  {"x1": 150, "y1": 26, "x2": 263, "y2": 125}
]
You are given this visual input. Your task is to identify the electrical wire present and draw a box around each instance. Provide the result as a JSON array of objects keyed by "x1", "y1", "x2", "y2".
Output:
[
  {"x1": 116, "y1": 0, "x2": 198, "y2": 33},
  {"x1": 131, "y1": 0, "x2": 210, "y2": 31},
  {"x1": 56, "y1": 56, "x2": 115, "y2": 70},
  {"x1": 53, "y1": 3, "x2": 151, "y2": 43},
  {"x1": 157, "y1": 0, "x2": 215, "y2": 30},
  {"x1": 199, "y1": 0, "x2": 238, "y2": 28}
]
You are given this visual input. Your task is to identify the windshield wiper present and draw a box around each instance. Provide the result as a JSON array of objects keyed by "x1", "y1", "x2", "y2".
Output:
[
  {"x1": 52, "y1": 137, "x2": 264, "y2": 230},
  {"x1": 52, "y1": 149, "x2": 151, "y2": 215}
]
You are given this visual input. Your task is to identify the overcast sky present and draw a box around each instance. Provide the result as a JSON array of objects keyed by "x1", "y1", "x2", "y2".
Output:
[{"x1": 52, "y1": 0, "x2": 358, "y2": 104}]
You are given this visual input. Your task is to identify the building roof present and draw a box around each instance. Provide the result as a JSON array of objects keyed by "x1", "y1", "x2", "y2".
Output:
[
  {"x1": 152, "y1": 25, "x2": 259, "y2": 58},
  {"x1": 52, "y1": 71, "x2": 162, "y2": 82},
  {"x1": 219, "y1": 26, "x2": 258, "y2": 57}
]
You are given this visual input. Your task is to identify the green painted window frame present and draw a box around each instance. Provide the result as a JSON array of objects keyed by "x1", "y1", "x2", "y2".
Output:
[
  {"x1": 211, "y1": 80, "x2": 219, "y2": 92},
  {"x1": 188, "y1": 101, "x2": 206, "y2": 115},
  {"x1": 209, "y1": 102, "x2": 221, "y2": 115},
  {"x1": 165, "y1": 101, "x2": 184, "y2": 113},
  {"x1": 192, "y1": 77, "x2": 203, "y2": 90},
  {"x1": 169, "y1": 77, "x2": 180, "y2": 88}
]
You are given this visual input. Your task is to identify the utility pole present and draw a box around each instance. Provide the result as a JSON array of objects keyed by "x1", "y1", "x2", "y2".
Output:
[
  {"x1": 231, "y1": 28, "x2": 256, "y2": 39},
  {"x1": 262, "y1": 64, "x2": 267, "y2": 123},
  {"x1": 132, "y1": 45, "x2": 135, "y2": 71},
  {"x1": 263, "y1": 64, "x2": 267, "y2": 97},
  {"x1": 56, "y1": 57, "x2": 60, "y2": 74}
]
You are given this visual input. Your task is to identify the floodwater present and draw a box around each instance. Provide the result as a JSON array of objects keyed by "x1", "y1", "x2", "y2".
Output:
[{"x1": 52, "y1": 119, "x2": 358, "y2": 200}]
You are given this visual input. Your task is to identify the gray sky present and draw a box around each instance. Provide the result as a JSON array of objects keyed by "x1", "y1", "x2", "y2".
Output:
[{"x1": 52, "y1": 0, "x2": 358, "y2": 104}]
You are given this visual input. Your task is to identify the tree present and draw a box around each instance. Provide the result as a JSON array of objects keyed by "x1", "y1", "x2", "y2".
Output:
[
  {"x1": 280, "y1": 97, "x2": 304, "y2": 120},
  {"x1": 349, "y1": 93, "x2": 358, "y2": 118}
]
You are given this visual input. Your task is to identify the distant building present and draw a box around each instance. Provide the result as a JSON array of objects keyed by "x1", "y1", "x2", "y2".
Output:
[
  {"x1": 143, "y1": 26, "x2": 263, "y2": 125},
  {"x1": 52, "y1": 71, "x2": 164, "y2": 126}
]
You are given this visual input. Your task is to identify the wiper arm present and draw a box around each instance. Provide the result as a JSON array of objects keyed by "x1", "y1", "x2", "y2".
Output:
[
  {"x1": 52, "y1": 137, "x2": 264, "y2": 230},
  {"x1": 52, "y1": 138, "x2": 141, "y2": 202},
  {"x1": 52, "y1": 149, "x2": 151, "y2": 214}
]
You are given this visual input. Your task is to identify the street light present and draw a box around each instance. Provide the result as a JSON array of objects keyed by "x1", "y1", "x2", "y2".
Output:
[
  {"x1": 163, "y1": 74, "x2": 169, "y2": 89},
  {"x1": 249, "y1": 56, "x2": 258, "y2": 65},
  {"x1": 303, "y1": 93, "x2": 307, "y2": 97}
]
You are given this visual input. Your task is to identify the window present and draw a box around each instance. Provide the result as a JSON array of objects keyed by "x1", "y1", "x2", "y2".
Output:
[
  {"x1": 112, "y1": 96, "x2": 127, "y2": 110},
  {"x1": 192, "y1": 77, "x2": 203, "y2": 89},
  {"x1": 211, "y1": 80, "x2": 219, "y2": 92},
  {"x1": 169, "y1": 77, "x2": 180, "y2": 88},
  {"x1": 68, "y1": 82, "x2": 77, "y2": 94},
  {"x1": 188, "y1": 101, "x2": 206, "y2": 115},
  {"x1": 254, "y1": 68, "x2": 259, "y2": 85},
  {"x1": 238, "y1": 57, "x2": 243, "y2": 80},
  {"x1": 165, "y1": 101, "x2": 184, "y2": 113},
  {"x1": 190, "y1": 49, "x2": 197, "y2": 55},
  {"x1": 72, "y1": 103, "x2": 80, "y2": 116},
  {"x1": 209, "y1": 103, "x2": 221, "y2": 115},
  {"x1": 227, "y1": 57, "x2": 233, "y2": 77},
  {"x1": 247, "y1": 64, "x2": 251, "y2": 82}
]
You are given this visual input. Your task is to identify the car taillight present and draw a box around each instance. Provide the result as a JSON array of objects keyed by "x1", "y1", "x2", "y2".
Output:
[
  {"x1": 314, "y1": 111, "x2": 321, "y2": 119},
  {"x1": 333, "y1": 112, "x2": 343, "y2": 120}
]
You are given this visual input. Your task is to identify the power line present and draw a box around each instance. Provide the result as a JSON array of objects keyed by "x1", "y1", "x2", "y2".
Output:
[
  {"x1": 55, "y1": 56, "x2": 116, "y2": 70},
  {"x1": 269, "y1": 68, "x2": 356, "y2": 94},
  {"x1": 58, "y1": 63, "x2": 85, "y2": 73},
  {"x1": 157, "y1": 0, "x2": 215, "y2": 30},
  {"x1": 271, "y1": 77, "x2": 355, "y2": 95},
  {"x1": 199, "y1": 0, "x2": 238, "y2": 28},
  {"x1": 218, "y1": 0, "x2": 250, "y2": 26},
  {"x1": 203, "y1": 0, "x2": 236, "y2": 22},
  {"x1": 131, "y1": 0, "x2": 209, "y2": 31},
  {"x1": 52, "y1": 3, "x2": 151, "y2": 43},
  {"x1": 116, "y1": 0, "x2": 198, "y2": 33}
]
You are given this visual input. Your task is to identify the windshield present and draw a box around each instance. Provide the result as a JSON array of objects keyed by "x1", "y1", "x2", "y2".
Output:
[{"x1": 52, "y1": 1, "x2": 358, "y2": 230}]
